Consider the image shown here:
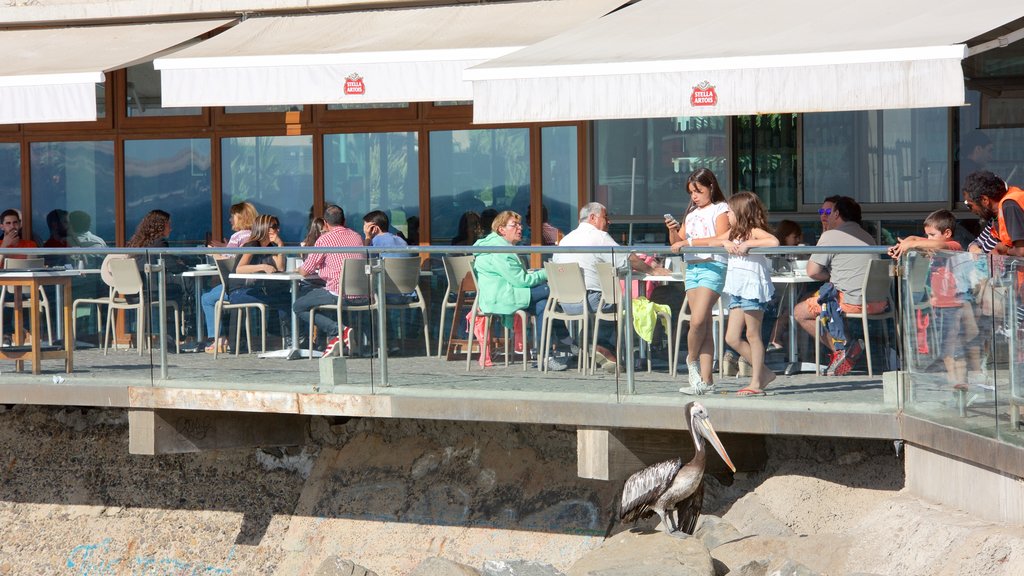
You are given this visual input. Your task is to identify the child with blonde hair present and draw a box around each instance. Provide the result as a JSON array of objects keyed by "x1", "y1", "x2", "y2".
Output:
[{"x1": 720, "y1": 192, "x2": 779, "y2": 395}]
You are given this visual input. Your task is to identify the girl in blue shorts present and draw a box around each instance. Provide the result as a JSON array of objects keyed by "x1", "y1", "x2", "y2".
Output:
[
  {"x1": 668, "y1": 168, "x2": 730, "y2": 394},
  {"x1": 720, "y1": 192, "x2": 779, "y2": 395}
]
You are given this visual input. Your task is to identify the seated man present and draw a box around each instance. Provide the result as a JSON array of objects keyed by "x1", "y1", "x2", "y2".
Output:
[
  {"x1": 552, "y1": 202, "x2": 670, "y2": 372},
  {"x1": 293, "y1": 204, "x2": 364, "y2": 355},
  {"x1": 794, "y1": 196, "x2": 884, "y2": 376}
]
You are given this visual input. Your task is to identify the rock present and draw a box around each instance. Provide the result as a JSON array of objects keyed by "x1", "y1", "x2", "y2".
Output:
[
  {"x1": 721, "y1": 494, "x2": 796, "y2": 537},
  {"x1": 314, "y1": 556, "x2": 378, "y2": 576},
  {"x1": 482, "y1": 559, "x2": 565, "y2": 575},
  {"x1": 568, "y1": 529, "x2": 714, "y2": 576},
  {"x1": 712, "y1": 534, "x2": 848, "y2": 576},
  {"x1": 694, "y1": 515, "x2": 744, "y2": 549},
  {"x1": 410, "y1": 557, "x2": 481, "y2": 576},
  {"x1": 733, "y1": 560, "x2": 768, "y2": 576},
  {"x1": 769, "y1": 559, "x2": 819, "y2": 576}
]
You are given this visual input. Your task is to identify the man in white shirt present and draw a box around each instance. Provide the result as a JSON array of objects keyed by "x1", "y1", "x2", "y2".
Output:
[{"x1": 552, "y1": 202, "x2": 670, "y2": 370}]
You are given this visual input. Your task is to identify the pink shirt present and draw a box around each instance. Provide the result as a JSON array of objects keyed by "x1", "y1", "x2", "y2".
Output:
[{"x1": 300, "y1": 226, "x2": 363, "y2": 294}]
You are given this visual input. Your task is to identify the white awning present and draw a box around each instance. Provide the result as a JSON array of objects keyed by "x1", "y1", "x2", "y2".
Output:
[
  {"x1": 154, "y1": 0, "x2": 622, "y2": 107},
  {"x1": 466, "y1": 0, "x2": 1024, "y2": 123},
  {"x1": 0, "y1": 20, "x2": 232, "y2": 124}
]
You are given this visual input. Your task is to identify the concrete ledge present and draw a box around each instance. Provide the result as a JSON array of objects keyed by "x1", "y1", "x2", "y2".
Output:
[{"x1": 901, "y1": 414, "x2": 1024, "y2": 480}]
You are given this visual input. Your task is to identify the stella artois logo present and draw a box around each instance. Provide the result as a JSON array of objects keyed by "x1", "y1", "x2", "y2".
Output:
[
  {"x1": 690, "y1": 81, "x2": 717, "y2": 107},
  {"x1": 344, "y1": 73, "x2": 365, "y2": 96}
]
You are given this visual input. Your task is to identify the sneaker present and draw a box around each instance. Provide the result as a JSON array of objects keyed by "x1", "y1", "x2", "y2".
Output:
[
  {"x1": 833, "y1": 339, "x2": 863, "y2": 376},
  {"x1": 594, "y1": 345, "x2": 616, "y2": 367},
  {"x1": 341, "y1": 326, "x2": 352, "y2": 353},
  {"x1": 687, "y1": 360, "x2": 703, "y2": 388},
  {"x1": 680, "y1": 379, "x2": 715, "y2": 396},
  {"x1": 825, "y1": 349, "x2": 847, "y2": 376},
  {"x1": 722, "y1": 353, "x2": 739, "y2": 377},
  {"x1": 556, "y1": 336, "x2": 581, "y2": 356},
  {"x1": 322, "y1": 335, "x2": 341, "y2": 357},
  {"x1": 545, "y1": 356, "x2": 569, "y2": 372}
]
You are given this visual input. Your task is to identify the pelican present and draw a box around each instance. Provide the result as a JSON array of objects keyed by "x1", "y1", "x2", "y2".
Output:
[{"x1": 618, "y1": 402, "x2": 736, "y2": 537}]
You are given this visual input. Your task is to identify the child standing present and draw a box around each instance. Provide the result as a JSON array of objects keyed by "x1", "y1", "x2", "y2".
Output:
[
  {"x1": 668, "y1": 168, "x2": 731, "y2": 395},
  {"x1": 890, "y1": 210, "x2": 980, "y2": 391},
  {"x1": 720, "y1": 192, "x2": 779, "y2": 395}
]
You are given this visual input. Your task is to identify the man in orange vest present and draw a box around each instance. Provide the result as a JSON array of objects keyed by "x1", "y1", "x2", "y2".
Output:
[{"x1": 964, "y1": 171, "x2": 1024, "y2": 256}]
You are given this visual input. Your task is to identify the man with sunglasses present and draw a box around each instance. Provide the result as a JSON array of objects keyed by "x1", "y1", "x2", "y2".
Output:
[{"x1": 818, "y1": 196, "x2": 840, "y2": 234}]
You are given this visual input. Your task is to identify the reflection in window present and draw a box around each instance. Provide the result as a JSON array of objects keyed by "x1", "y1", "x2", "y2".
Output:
[
  {"x1": 735, "y1": 114, "x2": 798, "y2": 211},
  {"x1": 221, "y1": 135, "x2": 313, "y2": 243},
  {"x1": 0, "y1": 143, "x2": 20, "y2": 218},
  {"x1": 540, "y1": 126, "x2": 577, "y2": 244},
  {"x1": 126, "y1": 62, "x2": 202, "y2": 117},
  {"x1": 29, "y1": 141, "x2": 115, "y2": 247},
  {"x1": 593, "y1": 117, "x2": 729, "y2": 219},
  {"x1": 803, "y1": 108, "x2": 949, "y2": 204},
  {"x1": 125, "y1": 139, "x2": 211, "y2": 246},
  {"x1": 429, "y1": 128, "x2": 529, "y2": 245},
  {"x1": 324, "y1": 132, "x2": 418, "y2": 241},
  {"x1": 959, "y1": 90, "x2": 1024, "y2": 191}
]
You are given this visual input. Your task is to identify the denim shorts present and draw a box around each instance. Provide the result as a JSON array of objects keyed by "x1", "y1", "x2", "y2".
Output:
[
  {"x1": 728, "y1": 296, "x2": 769, "y2": 312},
  {"x1": 685, "y1": 261, "x2": 727, "y2": 294}
]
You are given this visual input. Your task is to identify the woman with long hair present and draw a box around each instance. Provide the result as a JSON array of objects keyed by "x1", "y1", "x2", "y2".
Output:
[
  {"x1": 667, "y1": 168, "x2": 730, "y2": 395},
  {"x1": 127, "y1": 210, "x2": 172, "y2": 248}
]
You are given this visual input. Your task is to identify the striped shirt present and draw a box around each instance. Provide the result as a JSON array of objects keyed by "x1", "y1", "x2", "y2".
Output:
[{"x1": 300, "y1": 226, "x2": 363, "y2": 294}]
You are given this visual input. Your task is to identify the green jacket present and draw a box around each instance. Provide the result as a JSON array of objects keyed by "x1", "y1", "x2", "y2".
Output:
[{"x1": 472, "y1": 232, "x2": 547, "y2": 317}]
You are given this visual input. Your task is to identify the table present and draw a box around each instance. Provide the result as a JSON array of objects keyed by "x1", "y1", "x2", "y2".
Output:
[
  {"x1": 181, "y1": 268, "x2": 219, "y2": 342},
  {"x1": 230, "y1": 271, "x2": 305, "y2": 357},
  {"x1": 771, "y1": 273, "x2": 820, "y2": 375},
  {"x1": 0, "y1": 270, "x2": 78, "y2": 374}
]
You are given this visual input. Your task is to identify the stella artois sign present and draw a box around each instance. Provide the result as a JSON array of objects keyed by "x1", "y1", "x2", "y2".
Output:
[
  {"x1": 344, "y1": 73, "x2": 365, "y2": 96},
  {"x1": 690, "y1": 81, "x2": 717, "y2": 107}
]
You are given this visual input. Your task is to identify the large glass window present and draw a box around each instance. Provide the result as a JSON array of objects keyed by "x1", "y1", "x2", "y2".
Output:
[
  {"x1": 30, "y1": 141, "x2": 115, "y2": 247},
  {"x1": 324, "y1": 132, "x2": 418, "y2": 241},
  {"x1": 429, "y1": 128, "x2": 529, "y2": 245},
  {"x1": 541, "y1": 126, "x2": 578, "y2": 242},
  {"x1": 124, "y1": 139, "x2": 211, "y2": 246},
  {"x1": 221, "y1": 135, "x2": 313, "y2": 244},
  {"x1": 959, "y1": 91, "x2": 1024, "y2": 191},
  {"x1": 803, "y1": 108, "x2": 950, "y2": 205},
  {"x1": 125, "y1": 62, "x2": 202, "y2": 117},
  {"x1": 592, "y1": 117, "x2": 729, "y2": 219},
  {"x1": 0, "y1": 143, "x2": 20, "y2": 217},
  {"x1": 736, "y1": 114, "x2": 798, "y2": 211}
]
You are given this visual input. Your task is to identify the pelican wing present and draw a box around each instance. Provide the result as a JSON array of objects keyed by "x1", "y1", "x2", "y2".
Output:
[
  {"x1": 675, "y1": 480, "x2": 704, "y2": 535},
  {"x1": 619, "y1": 457, "x2": 683, "y2": 523}
]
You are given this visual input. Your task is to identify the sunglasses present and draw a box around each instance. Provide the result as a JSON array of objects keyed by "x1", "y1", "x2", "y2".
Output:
[{"x1": 818, "y1": 208, "x2": 832, "y2": 216}]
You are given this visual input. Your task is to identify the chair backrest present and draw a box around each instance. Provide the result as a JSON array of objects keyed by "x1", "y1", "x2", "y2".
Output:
[
  {"x1": 443, "y1": 255, "x2": 475, "y2": 295},
  {"x1": 3, "y1": 257, "x2": 43, "y2": 270},
  {"x1": 862, "y1": 259, "x2": 894, "y2": 304},
  {"x1": 382, "y1": 257, "x2": 421, "y2": 295},
  {"x1": 99, "y1": 254, "x2": 132, "y2": 287},
  {"x1": 214, "y1": 256, "x2": 240, "y2": 296},
  {"x1": 108, "y1": 258, "x2": 144, "y2": 297},
  {"x1": 595, "y1": 262, "x2": 619, "y2": 306},
  {"x1": 544, "y1": 261, "x2": 587, "y2": 305},
  {"x1": 340, "y1": 258, "x2": 372, "y2": 299}
]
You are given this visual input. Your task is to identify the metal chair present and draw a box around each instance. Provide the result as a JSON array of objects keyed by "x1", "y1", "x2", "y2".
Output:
[
  {"x1": 381, "y1": 257, "x2": 431, "y2": 356},
  {"x1": 104, "y1": 257, "x2": 181, "y2": 355},
  {"x1": 540, "y1": 261, "x2": 589, "y2": 373},
  {"x1": 437, "y1": 255, "x2": 475, "y2": 357},
  {"x1": 0, "y1": 257, "x2": 52, "y2": 346},
  {"x1": 213, "y1": 256, "x2": 265, "y2": 358},
  {"x1": 815, "y1": 259, "x2": 897, "y2": 376},
  {"x1": 308, "y1": 258, "x2": 376, "y2": 359}
]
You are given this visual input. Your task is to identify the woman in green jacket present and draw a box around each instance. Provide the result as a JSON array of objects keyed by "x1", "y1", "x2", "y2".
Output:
[{"x1": 472, "y1": 210, "x2": 551, "y2": 337}]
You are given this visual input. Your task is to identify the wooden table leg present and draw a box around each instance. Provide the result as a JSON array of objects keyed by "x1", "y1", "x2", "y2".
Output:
[
  {"x1": 63, "y1": 282, "x2": 73, "y2": 373},
  {"x1": 13, "y1": 287, "x2": 23, "y2": 373},
  {"x1": 29, "y1": 281, "x2": 41, "y2": 375}
]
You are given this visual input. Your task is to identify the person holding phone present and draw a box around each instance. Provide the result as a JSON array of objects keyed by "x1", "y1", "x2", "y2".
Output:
[
  {"x1": 0, "y1": 209, "x2": 36, "y2": 267},
  {"x1": 667, "y1": 168, "x2": 731, "y2": 395}
]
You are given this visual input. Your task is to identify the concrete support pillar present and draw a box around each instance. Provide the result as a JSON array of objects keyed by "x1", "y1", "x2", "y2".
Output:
[{"x1": 128, "y1": 408, "x2": 308, "y2": 455}]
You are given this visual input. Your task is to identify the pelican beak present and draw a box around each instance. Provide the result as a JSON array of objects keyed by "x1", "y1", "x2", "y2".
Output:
[{"x1": 698, "y1": 418, "x2": 736, "y2": 473}]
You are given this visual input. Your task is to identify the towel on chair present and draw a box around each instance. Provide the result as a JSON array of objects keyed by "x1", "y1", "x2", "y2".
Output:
[{"x1": 631, "y1": 297, "x2": 671, "y2": 343}]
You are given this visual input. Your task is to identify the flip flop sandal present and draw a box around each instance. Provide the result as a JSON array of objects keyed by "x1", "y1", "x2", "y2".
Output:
[{"x1": 735, "y1": 387, "x2": 766, "y2": 397}]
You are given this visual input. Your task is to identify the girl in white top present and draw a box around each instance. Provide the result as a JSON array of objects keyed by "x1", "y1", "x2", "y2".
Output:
[
  {"x1": 667, "y1": 168, "x2": 730, "y2": 394},
  {"x1": 720, "y1": 192, "x2": 779, "y2": 395}
]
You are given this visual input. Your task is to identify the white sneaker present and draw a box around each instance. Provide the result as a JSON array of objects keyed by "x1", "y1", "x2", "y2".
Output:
[
  {"x1": 544, "y1": 356, "x2": 569, "y2": 372},
  {"x1": 686, "y1": 360, "x2": 702, "y2": 388},
  {"x1": 680, "y1": 379, "x2": 715, "y2": 396}
]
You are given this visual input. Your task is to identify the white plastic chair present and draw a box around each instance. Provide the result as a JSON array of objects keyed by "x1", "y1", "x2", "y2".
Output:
[
  {"x1": 540, "y1": 261, "x2": 589, "y2": 373},
  {"x1": 104, "y1": 258, "x2": 181, "y2": 355},
  {"x1": 213, "y1": 256, "x2": 266, "y2": 357},
  {"x1": 308, "y1": 258, "x2": 376, "y2": 359},
  {"x1": 382, "y1": 257, "x2": 431, "y2": 356},
  {"x1": 815, "y1": 259, "x2": 897, "y2": 376},
  {"x1": 672, "y1": 294, "x2": 725, "y2": 378},
  {"x1": 0, "y1": 257, "x2": 52, "y2": 346},
  {"x1": 71, "y1": 254, "x2": 119, "y2": 351},
  {"x1": 464, "y1": 265, "x2": 529, "y2": 371},
  {"x1": 437, "y1": 255, "x2": 475, "y2": 357}
]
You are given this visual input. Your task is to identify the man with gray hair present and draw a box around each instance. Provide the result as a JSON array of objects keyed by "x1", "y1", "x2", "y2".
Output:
[{"x1": 552, "y1": 202, "x2": 670, "y2": 371}]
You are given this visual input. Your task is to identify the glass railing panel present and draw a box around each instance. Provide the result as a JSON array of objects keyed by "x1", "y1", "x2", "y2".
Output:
[
  {"x1": 999, "y1": 256, "x2": 1024, "y2": 447},
  {"x1": 901, "y1": 250, "x2": 1003, "y2": 437}
]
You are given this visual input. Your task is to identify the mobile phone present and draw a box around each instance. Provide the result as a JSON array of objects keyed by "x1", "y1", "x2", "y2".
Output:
[{"x1": 663, "y1": 213, "x2": 679, "y2": 226}]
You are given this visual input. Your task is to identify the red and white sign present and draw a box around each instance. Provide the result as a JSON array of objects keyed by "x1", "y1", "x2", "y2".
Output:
[
  {"x1": 690, "y1": 81, "x2": 717, "y2": 107},
  {"x1": 344, "y1": 73, "x2": 365, "y2": 96}
]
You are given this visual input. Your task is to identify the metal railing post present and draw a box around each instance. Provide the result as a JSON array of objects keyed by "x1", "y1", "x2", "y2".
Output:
[
  {"x1": 372, "y1": 258, "x2": 389, "y2": 388},
  {"x1": 155, "y1": 255, "x2": 168, "y2": 381},
  {"x1": 623, "y1": 252, "x2": 635, "y2": 395}
]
